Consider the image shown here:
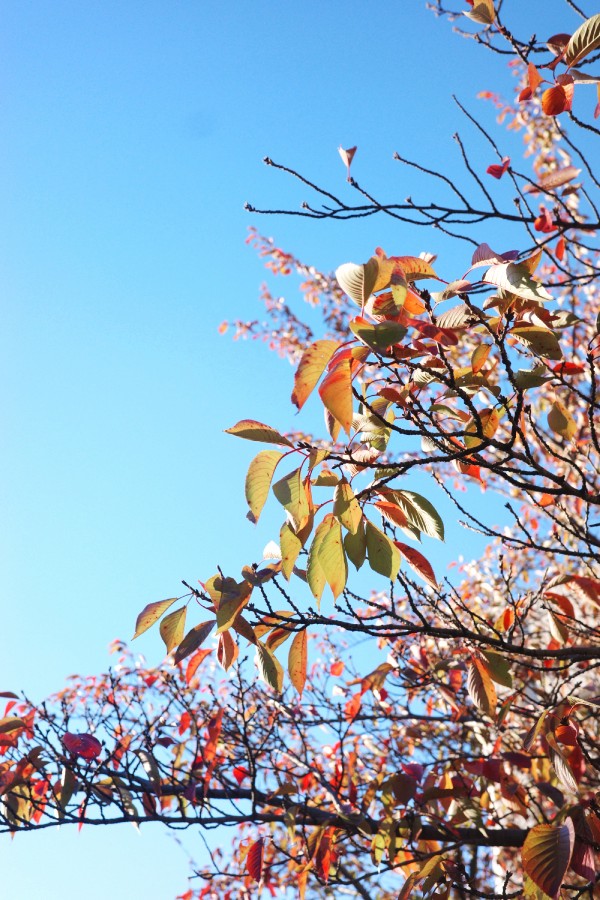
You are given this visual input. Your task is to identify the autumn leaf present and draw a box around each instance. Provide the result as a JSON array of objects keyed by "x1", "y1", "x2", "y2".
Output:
[
  {"x1": 225, "y1": 419, "x2": 293, "y2": 447},
  {"x1": 338, "y1": 145, "x2": 357, "y2": 181},
  {"x1": 365, "y1": 521, "x2": 401, "y2": 581},
  {"x1": 394, "y1": 542, "x2": 438, "y2": 588},
  {"x1": 133, "y1": 598, "x2": 178, "y2": 640},
  {"x1": 547, "y1": 399, "x2": 577, "y2": 439},
  {"x1": 62, "y1": 732, "x2": 102, "y2": 761},
  {"x1": 333, "y1": 479, "x2": 362, "y2": 534},
  {"x1": 464, "y1": 0, "x2": 495, "y2": 25},
  {"x1": 244, "y1": 450, "x2": 284, "y2": 523},
  {"x1": 486, "y1": 156, "x2": 510, "y2": 179},
  {"x1": 273, "y1": 467, "x2": 310, "y2": 531},
  {"x1": 565, "y1": 13, "x2": 600, "y2": 67},
  {"x1": 173, "y1": 620, "x2": 214, "y2": 664},
  {"x1": 522, "y1": 820, "x2": 574, "y2": 899},
  {"x1": 318, "y1": 359, "x2": 354, "y2": 435},
  {"x1": 292, "y1": 340, "x2": 340, "y2": 410},
  {"x1": 159, "y1": 606, "x2": 187, "y2": 654},
  {"x1": 467, "y1": 657, "x2": 497, "y2": 716},
  {"x1": 246, "y1": 837, "x2": 265, "y2": 883},
  {"x1": 288, "y1": 630, "x2": 308, "y2": 695}
]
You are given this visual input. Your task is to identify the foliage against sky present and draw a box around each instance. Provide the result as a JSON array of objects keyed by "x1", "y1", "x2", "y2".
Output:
[{"x1": 4, "y1": 2, "x2": 600, "y2": 898}]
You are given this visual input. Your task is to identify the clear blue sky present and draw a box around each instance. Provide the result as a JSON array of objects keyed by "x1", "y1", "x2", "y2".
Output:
[{"x1": 1, "y1": 2, "x2": 585, "y2": 897}]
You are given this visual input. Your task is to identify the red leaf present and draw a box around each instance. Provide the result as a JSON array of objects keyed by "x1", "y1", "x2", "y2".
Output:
[
  {"x1": 246, "y1": 838, "x2": 265, "y2": 883},
  {"x1": 330, "y1": 660, "x2": 345, "y2": 676},
  {"x1": 62, "y1": 732, "x2": 102, "y2": 761},
  {"x1": 394, "y1": 541, "x2": 438, "y2": 588},
  {"x1": 233, "y1": 765, "x2": 249, "y2": 785},
  {"x1": 534, "y1": 205, "x2": 557, "y2": 233},
  {"x1": 344, "y1": 692, "x2": 362, "y2": 721},
  {"x1": 486, "y1": 156, "x2": 510, "y2": 179},
  {"x1": 185, "y1": 648, "x2": 213, "y2": 685}
]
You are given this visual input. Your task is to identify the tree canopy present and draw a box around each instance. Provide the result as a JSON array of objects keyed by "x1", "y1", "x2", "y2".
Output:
[{"x1": 3, "y1": 3, "x2": 600, "y2": 898}]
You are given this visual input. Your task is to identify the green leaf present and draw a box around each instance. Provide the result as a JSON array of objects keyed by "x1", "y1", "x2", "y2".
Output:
[
  {"x1": 133, "y1": 598, "x2": 178, "y2": 640},
  {"x1": 292, "y1": 340, "x2": 340, "y2": 410},
  {"x1": 565, "y1": 13, "x2": 600, "y2": 67},
  {"x1": 256, "y1": 641, "x2": 284, "y2": 691},
  {"x1": 288, "y1": 630, "x2": 308, "y2": 695},
  {"x1": 344, "y1": 519, "x2": 367, "y2": 570},
  {"x1": 225, "y1": 419, "x2": 293, "y2": 447},
  {"x1": 481, "y1": 650, "x2": 513, "y2": 688},
  {"x1": 245, "y1": 450, "x2": 284, "y2": 522},
  {"x1": 173, "y1": 620, "x2": 215, "y2": 664},
  {"x1": 273, "y1": 468, "x2": 310, "y2": 531},
  {"x1": 159, "y1": 606, "x2": 187, "y2": 654},
  {"x1": 349, "y1": 319, "x2": 407, "y2": 352},
  {"x1": 366, "y1": 521, "x2": 401, "y2": 581},
  {"x1": 512, "y1": 327, "x2": 562, "y2": 361},
  {"x1": 522, "y1": 821, "x2": 574, "y2": 899},
  {"x1": 484, "y1": 262, "x2": 552, "y2": 304},
  {"x1": 333, "y1": 479, "x2": 363, "y2": 534},
  {"x1": 307, "y1": 515, "x2": 347, "y2": 601},
  {"x1": 514, "y1": 366, "x2": 553, "y2": 390},
  {"x1": 394, "y1": 491, "x2": 445, "y2": 541},
  {"x1": 280, "y1": 521, "x2": 303, "y2": 580}
]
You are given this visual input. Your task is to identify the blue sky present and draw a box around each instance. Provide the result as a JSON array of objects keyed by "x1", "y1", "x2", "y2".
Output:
[{"x1": 2, "y1": 1, "x2": 587, "y2": 897}]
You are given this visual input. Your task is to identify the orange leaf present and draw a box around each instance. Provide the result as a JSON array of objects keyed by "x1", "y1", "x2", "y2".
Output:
[
  {"x1": 292, "y1": 340, "x2": 340, "y2": 410},
  {"x1": 318, "y1": 359, "x2": 354, "y2": 435},
  {"x1": 288, "y1": 630, "x2": 308, "y2": 695}
]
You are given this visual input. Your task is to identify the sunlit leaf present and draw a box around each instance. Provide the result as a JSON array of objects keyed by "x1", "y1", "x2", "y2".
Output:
[
  {"x1": 338, "y1": 145, "x2": 357, "y2": 180},
  {"x1": 471, "y1": 343, "x2": 491, "y2": 373},
  {"x1": 464, "y1": 0, "x2": 495, "y2": 25},
  {"x1": 522, "y1": 820, "x2": 574, "y2": 899},
  {"x1": 335, "y1": 257, "x2": 384, "y2": 307},
  {"x1": 333, "y1": 479, "x2": 363, "y2": 534},
  {"x1": 256, "y1": 641, "x2": 284, "y2": 691},
  {"x1": 344, "y1": 519, "x2": 367, "y2": 570},
  {"x1": 133, "y1": 598, "x2": 178, "y2": 640},
  {"x1": 349, "y1": 318, "x2": 407, "y2": 352},
  {"x1": 394, "y1": 491, "x2": 445, "y2": 541},
  {"x1": 292, "y1": 340, "x2": 340, "y2": 410},
  {"x1": 389, "y1": 255, "x2": 439, "y2": 281},
  {"x1": 288, "y1": 630, "x2": 308, "y2": 695},
  {"x1": 512, "y1": 326, "x2": 562, "y2": 361},
  {"x1": 159, "y1": 606, "x2": 187, "y2": 654},
  {"x1": 394, "y1": 542, "x2": 438, "y2": 588},
  {"x1": 524, "y1": 166, "x2": 581, "y2": 193},
  {"x1": 0, "y1": 716, "x2": 26, "y2": 734},
  {"x1": 565, "y1": 13, "x2": 600, "y2": 67},
  {"x1": 481, "y1": 650, "x2": 513, "y2": 688},
  {"x1": 273, "y1": 468, "x2": 310, "y2": 531},
  {"x1": 245, "y1": 450, "x2": 284, "y2": 523},
  {"x1": 484, "y1": 262, "x2": 552, "y2": 303},
  {"x1": 318, "y1": 359, "x2": 354, "y2": 434},
  {"x1": 467, "y1": 657, "x2": 497, "y2": 716},
  {"x1": 547, "y1": 399, "x2": 577, "y2": 440},
  {"x1": 366, "y1": 521, "x2": 401, "y2": 581},
  {"x1": 225, "y1": 419, "x2": 293, "y2": 447}
]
